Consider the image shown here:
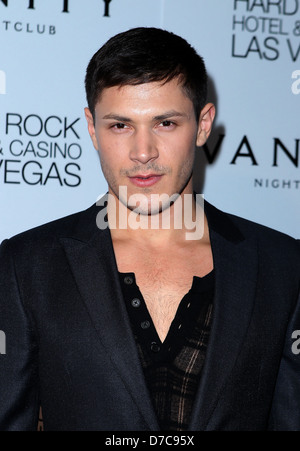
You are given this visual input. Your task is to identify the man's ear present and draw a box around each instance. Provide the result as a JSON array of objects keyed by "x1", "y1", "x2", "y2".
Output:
[
  {"x1": 84, "y1": 107, "x2": 99, "y2": 150},
  {"x1": 196, "y1": 103, "x2": 216, "y2": 147}
]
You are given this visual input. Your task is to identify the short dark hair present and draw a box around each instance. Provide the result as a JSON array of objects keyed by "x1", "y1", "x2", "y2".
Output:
[{"x1": 85, "y1": 27, "x2": 207, "y2": 121}]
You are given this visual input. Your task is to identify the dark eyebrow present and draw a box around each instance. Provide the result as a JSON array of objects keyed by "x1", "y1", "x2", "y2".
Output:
[
  {"x1": 152, "y1": 110, "x2": 189, "y2": 121},
  {"x1": 102, "y1": 114, "x2": 132, "y2": 122},
  {"x1": 102, "y1": 110, "x2": 189, "y2": 122}
]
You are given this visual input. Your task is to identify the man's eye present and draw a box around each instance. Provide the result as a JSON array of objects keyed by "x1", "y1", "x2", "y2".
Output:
[
  {"x1": 160, "y1": 120, "x2": 174, "y2": 127},
  {"x1": 112, "y1": 123, "x2": 127, "y2": 129}
]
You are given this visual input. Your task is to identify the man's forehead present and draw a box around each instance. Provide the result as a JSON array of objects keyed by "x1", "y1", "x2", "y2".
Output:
[{"x1": 94, "y1": 78, "x2": 192, "y2": 110}]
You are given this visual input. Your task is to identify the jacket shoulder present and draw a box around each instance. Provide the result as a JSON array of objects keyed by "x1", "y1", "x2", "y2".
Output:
[
  {"x1": 205, "y1": 200, "x2": 300, "y2": 260},
  {"x1": 1, "y1": 203, "x2": 99, "y2": 253},
  {"x1": 229, "y1": 210, "x2": 298, "y2": 249}
]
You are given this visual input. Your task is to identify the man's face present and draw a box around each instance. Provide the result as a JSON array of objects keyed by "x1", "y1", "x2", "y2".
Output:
[{"x1": 85, "y1": 78, "x2": 213, "y2": 215}]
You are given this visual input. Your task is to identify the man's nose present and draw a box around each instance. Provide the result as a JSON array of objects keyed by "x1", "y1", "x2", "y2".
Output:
[{"x1": 129, "y1": 128, "x2": 159, "y2": 164}]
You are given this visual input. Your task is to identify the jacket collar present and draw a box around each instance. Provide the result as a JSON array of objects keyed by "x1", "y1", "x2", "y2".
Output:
[
  {"x1": 204, "y1": 199, "x2": 245, "y2": 243},
  {"x1": 63, "y1": 197, "x2": 245, "y2": 248}
]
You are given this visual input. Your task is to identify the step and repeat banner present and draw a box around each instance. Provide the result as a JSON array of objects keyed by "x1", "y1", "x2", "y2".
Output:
[{"x1": 0, "y1": 0, "x2": 299, "y2": 241}]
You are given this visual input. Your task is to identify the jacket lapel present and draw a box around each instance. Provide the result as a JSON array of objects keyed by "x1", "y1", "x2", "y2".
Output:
[
  {"x1": 189, "y1": 202, "x2": 258, "y2": 430},
  {"x1": 60, "y1": 204, "x2": 159, "y2": 430}
]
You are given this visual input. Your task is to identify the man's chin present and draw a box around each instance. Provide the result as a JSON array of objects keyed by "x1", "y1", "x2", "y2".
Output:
[
  {"x1": 126, "y1": 202, "x2": 161, "y2": 216},
  {"x1": 111, "y1": 186, "x2": 181, "y2": 216}
]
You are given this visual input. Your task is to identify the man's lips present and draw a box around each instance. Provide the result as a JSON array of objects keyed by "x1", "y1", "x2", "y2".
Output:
[{"x1": 128, "y1": 174, "x2": 163, "y2": 187}]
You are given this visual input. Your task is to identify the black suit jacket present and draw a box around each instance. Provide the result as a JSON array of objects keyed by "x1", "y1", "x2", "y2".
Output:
[{"x1": 0, "y1": 200, "x2": 299, "y2": 431}]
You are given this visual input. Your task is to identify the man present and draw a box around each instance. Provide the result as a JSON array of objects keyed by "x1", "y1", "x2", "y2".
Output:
[{"x1": 0, "y1": 27, "x2": 299, "y2": 431}]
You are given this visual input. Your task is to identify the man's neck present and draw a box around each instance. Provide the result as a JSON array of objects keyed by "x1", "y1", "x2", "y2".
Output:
[{"x1": 108, "y1": 192, "x2": 208, "y2": 247}]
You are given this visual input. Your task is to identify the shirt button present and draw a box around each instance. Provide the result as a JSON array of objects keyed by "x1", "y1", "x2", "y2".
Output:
[
  {"x1": 151, "y1": 342, "x2": 161, "y2": 353},
  {"x1": 124, "y1": 276, "x2": 133, "y2": 285},
  {"x1": 141, "y1": 320, "x2": 150, "y2": 329},
  {"x1": 131, "y1": 298, "x2": 141, "y2": 308}
]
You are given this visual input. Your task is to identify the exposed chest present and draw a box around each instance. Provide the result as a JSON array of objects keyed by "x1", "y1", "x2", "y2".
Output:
[{"x1": 114, "y1": 242, "x2": 213, "y2": 341}]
